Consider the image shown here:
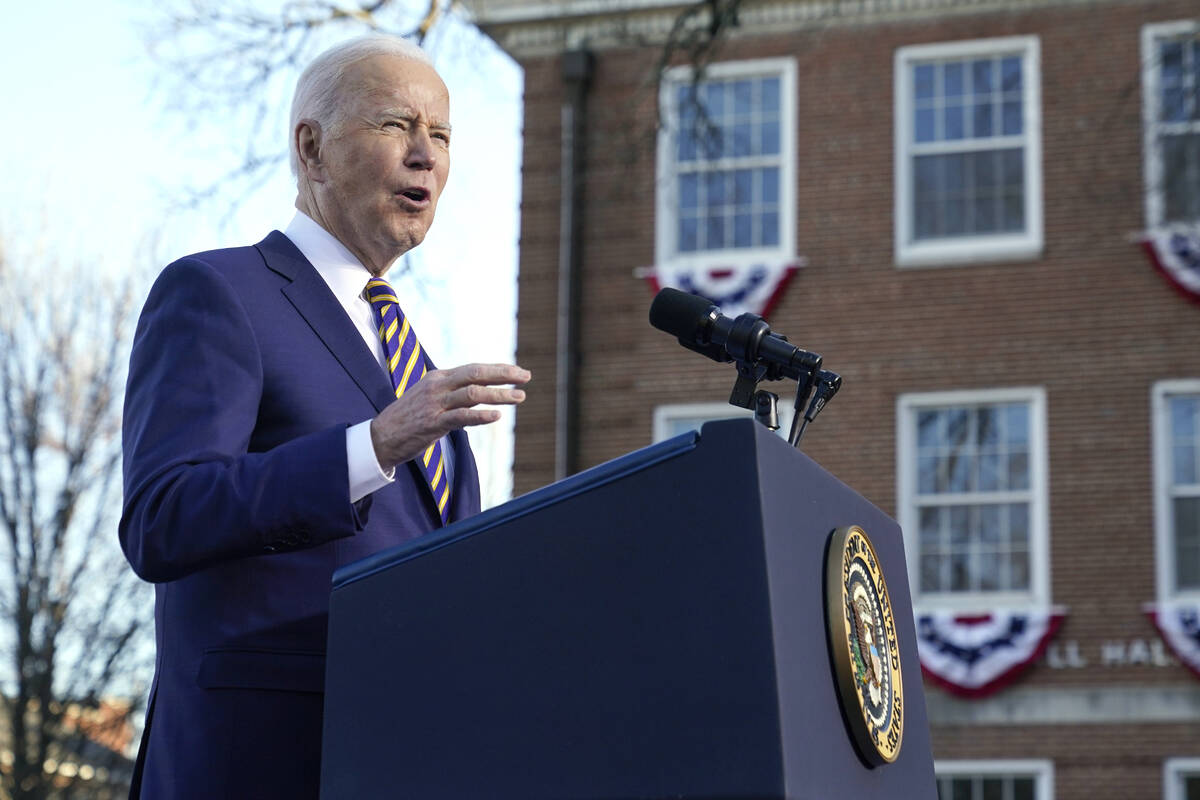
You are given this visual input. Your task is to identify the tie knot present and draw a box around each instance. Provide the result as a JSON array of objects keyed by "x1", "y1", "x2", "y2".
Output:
[{"x1": 364, "y1": 278, "x2": 399, "y2": 308}]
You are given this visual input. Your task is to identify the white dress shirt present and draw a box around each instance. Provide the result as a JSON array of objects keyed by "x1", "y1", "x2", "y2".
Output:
[{"x1": 283, "y1": 211, "x2": 453, "y2": 504}]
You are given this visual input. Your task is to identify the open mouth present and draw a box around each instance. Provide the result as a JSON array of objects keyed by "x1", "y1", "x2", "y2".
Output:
[{"x1": 398, "y1": 187, "x2": 430, "y2": 203}]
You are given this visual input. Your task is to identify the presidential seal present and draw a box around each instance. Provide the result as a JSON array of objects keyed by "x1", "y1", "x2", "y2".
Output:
[{"x1": 824, "y1": 525, "x2": 904, "y2": 766}]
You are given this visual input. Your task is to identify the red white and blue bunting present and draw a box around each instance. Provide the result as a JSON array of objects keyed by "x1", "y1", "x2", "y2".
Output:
[
  {"x1": 1141, "y1": 226, "x2": 1200, "y2": 304},
  {"x1": 1146, "y1": 603, "x2": 1200, "y2": 679},
  {"x1": 915, "y1": 609, "x2": 1066, "y2": 698},
  {"x1": 641, "y1": 260, "x2": 804, "y2": 319}
]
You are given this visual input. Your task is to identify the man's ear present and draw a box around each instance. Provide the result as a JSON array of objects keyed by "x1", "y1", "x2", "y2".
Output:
[{"x1": 295, "y1": 119, "x2": 326, "y2": 181}]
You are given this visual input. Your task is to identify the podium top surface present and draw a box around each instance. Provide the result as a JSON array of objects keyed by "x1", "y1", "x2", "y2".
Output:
[{"x1": 332, "y1": 427, "x2": 702, "y2": 591}]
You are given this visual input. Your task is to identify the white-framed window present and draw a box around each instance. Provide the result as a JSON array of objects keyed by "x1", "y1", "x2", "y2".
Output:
[
  {"x1": 656, "y1": 58, "x2": 797, "y2": 271},
  {"x1": 1165, "y1": 757, "x2": 1200, "y2": 800},
  {"x1": 935, "y1": 759, "x2": 1054, "y2": 800},
  {"x1": 894, "y1": 36, "x2": 1043, "y2": 267},
  {"x1": 652, "y1": 402, "x2": 793, "y2": 443},
  {"x1": 1153, "y1": 380, "x2": 1200, "y2": 603},
  {"x1": 896, "y1": 387, "x2": 1050, "y2": 611},
  {"x1": 1142, "y1": 21, "x2": 1200, "y2": 227}
]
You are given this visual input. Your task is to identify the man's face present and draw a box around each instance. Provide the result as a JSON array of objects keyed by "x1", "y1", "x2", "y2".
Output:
[{"x1": 315, "y1": 55, "x2": 451, "y2": 270}]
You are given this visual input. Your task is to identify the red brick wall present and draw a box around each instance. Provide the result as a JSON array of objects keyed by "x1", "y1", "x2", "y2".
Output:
[{"x1": 510, "y1": 1, "x2": 1200, "y2": 795}]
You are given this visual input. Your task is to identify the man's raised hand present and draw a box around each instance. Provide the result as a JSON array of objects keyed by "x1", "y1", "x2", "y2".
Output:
[{"x1": 369, "y1": 363, "x2": 530, "y2": 470}]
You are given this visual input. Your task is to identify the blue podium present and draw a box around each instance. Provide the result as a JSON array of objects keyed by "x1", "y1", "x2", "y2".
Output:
[{"x1": 320, "y1": 419, "x2": 935, "y2": 798}]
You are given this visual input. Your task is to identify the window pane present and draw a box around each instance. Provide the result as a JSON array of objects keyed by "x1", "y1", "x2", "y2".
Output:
[
  {"x1": 972, "y1": 59, "x2": 994, "y2": 93},
  {"x1": 732, "y1": 122, "x2": 753, "y2": 157},
  {"x1": 977, "y1": 406, "x2": 1002, "y2": 444},
  {"x1": 1176, "y1": 444, "x2": 1198, "y2": 485},
  {"x1": 1162, "y1": 40, "x2": 1184, "y2": 87},
  {"x1": 979, "y1": 552, "x2": 1001, "y2": 591},
  {"x1": 973, "y1": 196, "x2": 998, "y2": 234},
  {"x1": 1176, "y1": 496, "x2": 1200, "y2": 589},
  {"x1": 1164, "y1": 86, "x2": 1188, "y2": 123},
  {"x1": 706, "y1": 214, "x2": 725, "y2": 249},
  {"x1": 678, "y1": 126, "x2": 697, "y2": 161},
  {"x1": 916, "y1": 108, "x2": 937, "y2": 142},
  {"x1": 733, "y1": 169, "x2": 753, "y2": 204},
  {"x1": 733, "y1": 79, "x2": 753, "y2": 115},
  {"x1": 1007, "y1": 551, "x2": 1030, "y2": 590},
  {"x1": 918, "y1": 409, "x2": 942, "y2": 447},
  {"x1": 760, "y1": 212, "x2": 779, "y2": 247},
  {"x1": 1183, "y1": 774, "x2": 1200, "y2": 800},
  {"x1": 703, "y1": 82, "x2": 725, "y2": 117},
  {"x1": 1013, "y1": 777, "x2": 1036, "y2": 800},
  {"x1": 761, "y1": 121, "x2": 781, "y2": 155},
  {"x1": 973, "y1": 100, "x2": 994, "y2": 138},
  {"x1": 981, "y1": 777, "x2": 1003, "y2": 800},
  {"x1": 1010, "y1": 503, "x2": 1030, "y2": 546},
  {"x1": 680, "y1": 173, "x2": 699, "y2": 209},
  {"x1": 679, "y1": 217, "x2": 698, "y2": 252},
  {"x1": 760, "y1": 168, "x2": 779, "y2": 203},
  {"x1": 1001, "y1": 56, "x2": 1022, "y2": 91},
  {"x1": 950, "y1": 506, "x2": 970, "y2": 545},
  {"x1": 945, "y1": 104, "x2": 965, "y2": 140},
  {"x1": 760, "y1": 77, "x2": 780, "y2": 112},
  {"x1": 921, "y1": 554, "x2": 944, "y2": 592},
  {"x1": 1002, "y1": 99, "x2": 1023, "y2": 135},
  {"x1": 1003, "y1": 190, "x2": 1025, "y2": 232},
  {"x1": 1173, "y1": 396, "x2": 1198, "y2": 438},
  {"x1": 945, "y1": 62, "x2": 965, "y2": 97},
  {"x1": 915, "y1": 63, "x2": 936, "y2": 100},
  {"x1": 979, "y1": 503, "x2": 1002, "y2": 544},
  {"x1": 950, "y1": 552, "x2": 970, "y2": 591},
  {"x1": 1005, "y1": 403, "x2": 1029, "y2": 444},
  {"x1": 705, "y1": 172, "x2": 726, "y2": 206},
  {"x1": 920, "y1": 506, "x2": 943, "y2": 545},
  {"x1": 1162, "y1": 133, "x2": 1200, "y2": 223},
  {"x1": 1172, "y1": 395, "x2": 1200, "y2": 484},
  {"x1": 1008, "y1": 451, "x2": 1030, "y2": 490},
  {"x1": 979, "y1": 452, "x2": 1002, "y2": 490},
  {"x1": 733, "y1": 214, "x2": 752, "y2": 247}
]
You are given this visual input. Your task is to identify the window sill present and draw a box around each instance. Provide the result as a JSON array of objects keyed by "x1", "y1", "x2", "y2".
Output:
[{"x1": 896, "y1": 236, "x2": 1043, "y2": 269}]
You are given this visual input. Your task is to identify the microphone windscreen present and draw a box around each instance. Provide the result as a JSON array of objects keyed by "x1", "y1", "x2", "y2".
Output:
[{"x1": 648, "y1": 288, "x2": 715, "y2": 339}]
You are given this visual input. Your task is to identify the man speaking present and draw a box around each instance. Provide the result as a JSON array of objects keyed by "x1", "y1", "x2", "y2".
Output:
[{"x1": 119, "y1": 35, "x2": 528, "y2": 798}]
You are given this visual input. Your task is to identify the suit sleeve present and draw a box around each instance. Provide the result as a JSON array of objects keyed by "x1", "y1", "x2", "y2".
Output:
[{"x1": 119, "y1": 257, "x2": 367, "y2": 583}]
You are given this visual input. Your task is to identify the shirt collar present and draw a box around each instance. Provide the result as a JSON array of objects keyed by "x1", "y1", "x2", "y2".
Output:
[{"x1": 283, "y1": 211, "x2": 373, "y2": 302}]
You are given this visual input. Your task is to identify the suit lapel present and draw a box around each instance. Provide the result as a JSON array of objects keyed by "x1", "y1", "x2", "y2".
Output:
[
  {"x1": 255, "y1": 231, "x2": 395, "y2": 413},
  {"x1": 256, "y1": 231, "x2": 458, "y2": 527}
]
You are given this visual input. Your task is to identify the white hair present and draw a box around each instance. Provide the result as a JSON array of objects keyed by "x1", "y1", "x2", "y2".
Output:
[{"x1": 289, "y1": 35, "x2": 434, "y2": 177}]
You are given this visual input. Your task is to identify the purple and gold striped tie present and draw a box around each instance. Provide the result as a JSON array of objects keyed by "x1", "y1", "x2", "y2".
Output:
[{"x1": 365, "y1": 278, "x2": 450, "y2": 524}]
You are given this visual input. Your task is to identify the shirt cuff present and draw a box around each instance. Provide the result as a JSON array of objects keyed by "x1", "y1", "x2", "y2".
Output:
[{"x1": 347, "y1": 419, "x2": 394, "y2": 503}]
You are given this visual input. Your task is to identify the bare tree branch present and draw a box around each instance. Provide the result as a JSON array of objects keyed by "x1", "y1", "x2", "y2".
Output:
[{"x1": 0, "y1": 234, "x2": 152, "y2": 799}]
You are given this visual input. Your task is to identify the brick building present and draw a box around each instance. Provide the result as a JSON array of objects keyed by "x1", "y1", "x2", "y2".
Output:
[{"x1": 462, "y1": 0, "x2": 1200, "y2": 796}]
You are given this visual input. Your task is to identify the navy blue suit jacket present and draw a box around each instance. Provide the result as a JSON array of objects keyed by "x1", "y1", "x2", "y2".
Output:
[{"x1": 120, "y1": 231, "x2": 480, "y2": 798}]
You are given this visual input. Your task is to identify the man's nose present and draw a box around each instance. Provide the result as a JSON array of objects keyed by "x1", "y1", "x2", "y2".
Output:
[{"x1": 404, "y1": 130, "x2": 436, "y2": 170}]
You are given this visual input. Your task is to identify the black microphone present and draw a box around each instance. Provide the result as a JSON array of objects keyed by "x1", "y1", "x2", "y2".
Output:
[
  {"x1": 648, "y1": 287, "x2": 821, "y2": 380},
  {"x1": 804, "y1": 370, "x2": 843, "y2": 423},
  {"x1": 789, "y1": 369, "x2": 843, "y2": 445}
]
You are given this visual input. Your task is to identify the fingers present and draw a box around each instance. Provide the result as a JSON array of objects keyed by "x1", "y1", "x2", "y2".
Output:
[
  {"x1": 437, "y1": 363, "x2": 531, "y2": 390},
  {"x1": 442, "y1": 383, "x2": 525, "y2": 410},
  {"x1": 369, "y1": 364, "x2": 529, "y2": 468},
  {"x1": 440, "y1": 407, "x2": 503, "y2": 428}
]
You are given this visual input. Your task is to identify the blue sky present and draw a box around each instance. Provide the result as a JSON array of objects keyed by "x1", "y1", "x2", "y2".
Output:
[{"x1": 1, "y1": 0, "x2": 525, "y2": 503}]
